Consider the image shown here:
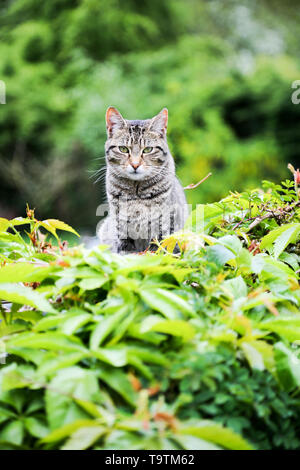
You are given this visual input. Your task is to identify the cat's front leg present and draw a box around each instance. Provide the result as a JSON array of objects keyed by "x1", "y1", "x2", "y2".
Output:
[{"x1": 117, "y1": 238, "x2": 136, "y2": 254}]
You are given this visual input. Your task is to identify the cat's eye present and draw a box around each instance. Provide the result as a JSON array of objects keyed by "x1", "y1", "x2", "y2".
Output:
[
  {"x1": 119, "y1": 146, "x2": 129, "y2": 153},
  {"x1": 143, "y1": 147, "x2": 153, "y2": 154}
]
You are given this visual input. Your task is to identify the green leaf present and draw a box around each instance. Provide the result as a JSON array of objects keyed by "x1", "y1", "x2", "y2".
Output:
[
  {"x1": 274, "y1": 342, "x2": 300, "y2": 391},
  {"x1": 205, "y1": 245, "x2": 234, "y2": 266},
  {"x1": 11, "y1": 310, "x2": 42, "y2": 324},
  {"x1": 106, "y1": 306, "x2": 140, "y2": 346},
  {"x1": 127, "y1": 323, "x2": 165, "y2": 345},
  {"x1": 1, "y1": 364, "x2": 34, "y2": 390},
  {"x1": 56, "y1": 266, "x2": 106, "y2": 279},
  {"x1": 241, "y1": 340, "x2": 275, "y2": 373},
  {"x1": 40, "y1": 219, "x2": 80, "y2": 238},
  {"x1": 180, "y1": 421, "x2": 254, "y2": 450},
  {"x1": 61, "y1": 425, "x2": 105, "y2": 450},
  {"x1": 34, "y1": 315, "x2": 65, "y2": 331},
  {"x1": 41, "y1": 419, "x2": 100, "y2": 444},
  {"x1": 0, "y1": 218, "x2": 10, "y2": 232},
  {"x1": 279, "y1": 252, "x2": 299, "y2": 271},
  {"x1": 214, "y1": 235, "x2": 243, "y2": 256},
  {"x1": 0, "y1": 322, "x2": 28, "y2": 338},
  {"x1": 37, "y1": 352, "x2": 87, "y2": 376},
  {"x1": 0, "y1": 263, "x2": 54, "y2": 283},
  {"x1": 97, "y1": 368, "x2": 137, "y2": 406},
  {"x1": 91, "y1": 348, "x2": 127, "y2": 367},
  {"x1": 101, "y1": 429, "x2": 146, "y2": 450},
  {"x1": 240, "y1": 342, "x2": 265, "y2": 371},
  {"x1": 252, "y1": 254, "x2": 296, "y2": 280},
  {"x1": 174, "y1": 434, "x2": 222, "y2": 450},
  {"x1": 0, "y1": 283, "x2": 56, "y2": 313},
  {"x1": 140, "y1": 288, "x2": 195, "y2": 320},
  {"x1": 0, "y1": 365, "x2": 29, "y2": 412},
  {"x1": 45, "y1": 367, "x2": 101, "y2": 430},
  {"x1": 140, "y1": 316, "x2": 195, "y2": 341},
  {"x1": 6, "y1": 332, "x2": 87, "y2": 353},
  {"x1": 235, "y1": 248, "x2": 252, "y2": 272},
  {"x1": 0, "y1": 420, "x2": 24, "y2": 446},
  {"x1": 222, "y1": 276, "x2": 248, "y2": 299},
  {"x1": 0, "y1": 405, "x2": 16, "y2": 424},
  {"x1": 273, "y1": 224, "x2": 300, "y2": 258},
  {"x1": 60, "y1": 313, "x2": 92, "y2": 335},
  {"x1": 260, "y1": 223, "x2": 300, "y2": 255},
  {"x1": 4, "y1": 347, "x2": 46, "y2": 366},
  {"x1": 126, "y1": 345, "x2": 168, "y2": 366},
  {"x1": 78, "y1": 277, "x2": 107, "y2": 290},
  {"x1": 73, "y1": 398, "x2": 104, "y2": 419},
  {"x1": 89, "y1": 306, "x2": 129, "y2": 349},
  {"x1": 258, "y1": 317, "x2": 300, "y2": 342},
  {"x1": 10, "y1": 217, "x2": 31, "y2": 227},
  {"x1": 24, "y1": 417, "x2": 49, "y2": 439}
]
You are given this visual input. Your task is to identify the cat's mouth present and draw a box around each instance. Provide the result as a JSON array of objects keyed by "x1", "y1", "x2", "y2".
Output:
[
  {"x1": 127, "y1": 172, "x2": 147, "y2": 181},
  {"x1": 126, "y1": 165, "x2": 148, "y2": 181}
]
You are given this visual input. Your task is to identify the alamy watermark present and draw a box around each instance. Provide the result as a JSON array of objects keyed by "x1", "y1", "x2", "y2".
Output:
[
  {"x1": 95, "y1": 202, "x2": 205, "y2": 241},
  {"x1": 0, "y1": 80, "x2": 6, "y2": 104},
  {"x1": 291, "y1": 80, "x2": 300, "y2": 105}
]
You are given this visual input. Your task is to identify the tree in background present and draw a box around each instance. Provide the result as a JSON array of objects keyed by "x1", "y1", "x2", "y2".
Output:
[{"x1": 0, "y1": 0, "x2": 299, "y2": 231}]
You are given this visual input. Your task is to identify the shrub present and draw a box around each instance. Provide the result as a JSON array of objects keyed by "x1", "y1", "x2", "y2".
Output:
[{"x1": 0, "y1": 172, "x2": 300, "y2": 449}]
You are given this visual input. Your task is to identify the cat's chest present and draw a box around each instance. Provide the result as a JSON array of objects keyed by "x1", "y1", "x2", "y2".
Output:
[
  {"x1": 111, "y1": 196, "x2": 171, "y2": 240},
  {"x1": 112, "y1": 197, "x2": 164, "y2": 222}
]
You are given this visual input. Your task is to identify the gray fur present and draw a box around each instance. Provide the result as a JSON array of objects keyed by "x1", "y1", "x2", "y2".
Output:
[{"x1": 98, "y1": 107, "x2": 188, "y2": 253}]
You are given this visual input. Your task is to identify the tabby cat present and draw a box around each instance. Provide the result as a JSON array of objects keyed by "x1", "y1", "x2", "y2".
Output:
[{"x1": 98, "y1": 107, "x2": 188, "y2": 253}]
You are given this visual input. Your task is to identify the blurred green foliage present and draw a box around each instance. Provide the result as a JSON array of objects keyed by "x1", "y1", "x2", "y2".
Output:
[
  {"x1": 0, "y1": 0, "x2": 300, "y2": 230},
  {"x1": 0, "y1": 175, "x2": 300, "y2": 449}
]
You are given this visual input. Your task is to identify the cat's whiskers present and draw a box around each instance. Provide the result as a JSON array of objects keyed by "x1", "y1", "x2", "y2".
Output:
[{"x1": 90, "y1": 165, "x2": 107, "y2": 183}]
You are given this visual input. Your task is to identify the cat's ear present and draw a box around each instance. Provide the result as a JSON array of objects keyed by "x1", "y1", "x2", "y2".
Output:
[
  {"x1": 149, "y1": 108, "x2": 168, "y2": 136},
  {"x1": 106, "y1": 107, "x2": 126, "y2": 137}
]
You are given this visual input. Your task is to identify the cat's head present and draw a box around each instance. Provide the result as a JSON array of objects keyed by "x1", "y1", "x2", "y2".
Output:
[{"x1": 105, "y1": 107, "x2": 171, "y2": 181}]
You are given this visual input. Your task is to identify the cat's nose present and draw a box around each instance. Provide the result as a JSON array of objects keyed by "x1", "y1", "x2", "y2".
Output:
[{"x1": 131, "y1": 163, "x2": 140, "y2": 171}]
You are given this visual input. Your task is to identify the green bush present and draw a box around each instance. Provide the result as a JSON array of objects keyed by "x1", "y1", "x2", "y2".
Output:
[
  {"x1": 1, "y1": 0, "x2": 300, "y2": 228},
  {"x1": 0, "y1": 171, "x2": 300, "y2": 449}
]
